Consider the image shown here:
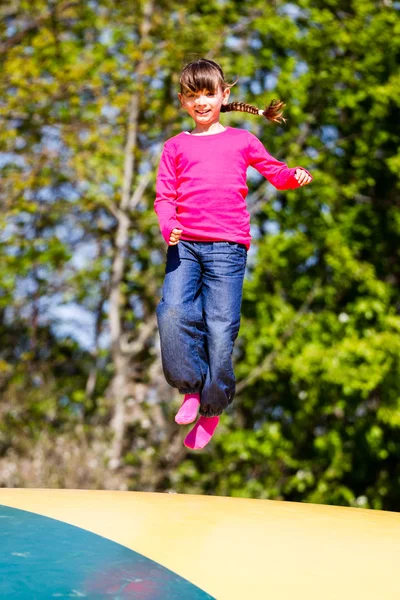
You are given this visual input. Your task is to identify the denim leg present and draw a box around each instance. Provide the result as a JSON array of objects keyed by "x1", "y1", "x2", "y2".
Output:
[
  {"x1": 156, "y1": 242, "x2": 208, "y2": 394},
  {"x1": 199, "y1": 242, "x2": 247, "y2": 417}
]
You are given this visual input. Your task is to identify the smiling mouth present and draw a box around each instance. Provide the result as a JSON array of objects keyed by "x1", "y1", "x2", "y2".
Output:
[{"x1": 196, "y1": 110, "x2": 211, "y2": 114}]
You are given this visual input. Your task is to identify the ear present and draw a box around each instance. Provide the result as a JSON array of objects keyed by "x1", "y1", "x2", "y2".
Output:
[
  {"x1": 178, "y1": 93, "x2": 185, "y2": 108},
  {"x1": 222, "y1": 87, "x2": 230, "y2": 105}
]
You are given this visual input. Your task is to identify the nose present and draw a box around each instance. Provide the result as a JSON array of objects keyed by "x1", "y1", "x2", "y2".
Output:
[{"x1": 195, "y1": 94, "x2": 208, "y2": 105}]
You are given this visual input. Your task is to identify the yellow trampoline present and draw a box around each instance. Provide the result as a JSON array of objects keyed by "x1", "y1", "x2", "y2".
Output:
[{"x1": 1, "y1": 488, "x2": 399, "y2": 599}]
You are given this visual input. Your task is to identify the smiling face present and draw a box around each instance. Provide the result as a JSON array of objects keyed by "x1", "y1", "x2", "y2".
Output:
[
  {"x1": 178, "y1": 59, "x2": 233, "y2": 133},
  {"x1": 178, "y1": 87, "x2": 230, "y2": 129}
]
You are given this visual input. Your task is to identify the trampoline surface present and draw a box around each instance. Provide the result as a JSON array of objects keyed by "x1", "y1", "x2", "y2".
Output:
[{"x1": 1, "y1": 488, "x2": 400, "y2": 599}]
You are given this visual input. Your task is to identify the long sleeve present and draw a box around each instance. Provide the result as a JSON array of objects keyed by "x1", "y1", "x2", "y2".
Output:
[
  {"x1": 154, "y1": 143, "x2": 181, "y2": 244},
  {"x1": 247, "y1": 133, "x2": 312, "y2": 190}
]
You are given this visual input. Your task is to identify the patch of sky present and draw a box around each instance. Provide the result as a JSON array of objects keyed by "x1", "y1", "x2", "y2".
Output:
[
  {"x1": 78, "y1": 129, "x2": 90, "y2": 142},
  {"x1": 306, "y1": 147, "x2": 319, "y2": 159},
  {"x1": 63, "y1": 182, "x2": 81, "y2": 202},
  {"x1": 169, "y1": 10, "x2": 179, "y2": 23},
  {"x1": 264, "y1": 73, "x2": 278, "y2": 91},
  {"x1": 42, "y1": 125, "x2": 62, "y2": 147},
  {"x1": 98, "y1": 326, "x2": 110, "y2": 350},
  {"x1": 151, "y1": 77, "x2": 166, "y2": 90},
  {"x1": 12, "y1": 137, "x2": 26, "y2": 150},
  {"x1": 334, "y1": 147, "x2": 345, "y2": 157},
  {"x1": 277, "y1": 3, "x2": 308, "y2": 19},
  {"x1": 0, "y1": 153, "x2": 25, "y2": 168},
  {"x1": 225, "y1": 35, "x2": 241, "y2": 50},
  {"x1": 14, "y1": 275, "x2": 38, "y2": 299},
  {"x1": 249, "y1": 223, "x2": 260, "y2": 242},
  {"x1": 41, "y1": 71, "x2": 55, "y2": 82},
  {"x1": 263, "y1": 221, "x2": 280, "y2": 235},
  {"x1": 130, "y1": 295, "x2": 145, "y2": 320},
  {"x1": 35, "y1": 181, "x2": 80, "y2": 205},
  {"x1": 150, "y1": 249, "x2": 163, "y2": 266},
  {"x1": 3, "y1": 306, "x2": 15, "y2": 327},
  {"x1": 247, "y1": 167, "x2": 263, "y2": 184},
  {"x1": 250, "y1": 80, "x2": 262, "y2": 95},
  {"x1": 321, "y1": 125, "x2": 339, "y2": 144},
  {"x1": 305, "y1": 254, "x2": 318, "y2": 267},
  {"x1": 320, "y1": 125, "x2": 346, "y2": 156},
  {"x1": 100, "y1": 105, "x2": 120, "y2": 120},
  {"x1": 283, "y1": 229, "x2": 297, "y2": 238},
  {"x1": 249, "y1": 36, "x2": 263, "y2": 50},
  {"x1": 2, "y1": 240, "x2": 23, "y2": 259},
  {"x1": 99, "y1": 28, "x2": 113, "y2": 45},
  {"x1": 99, "y1": 181, "x2": 116, "y2": 198},
  {"x1": 47, "y1": 302, "x2": 98, "y2": 351},
  {"x1": 321, "y1": 203, "x2": 331, "y2": 214},
  {"x1": 0, "y1": 222, "x2": 17, "y2": 244},
  {"x1": 7, "y1": 210, "x2": 32, "y2": 227},
  {"x1": 296, "y1": 253, "x2": 318, "y2": 273},
  {"x1": 36, "y1": 186, "x2": 59, "y2": 203},
  {"x1": 59, "y1": 395, "x2": 70, "y2": 407},
  {"x1": 271, "y1": 405, "x2": 284, "y2": 420},
  {"x1": 68, "y1": 240, "x2": 99, "y2": 269},
  {"x1": 294, "y1": 60, "x2": 308, "y2": 77},
  {"x1": 131, "y1": 234, "x2": 145, "y2": 250},
  {"x1": 54, "y1": 221, "x2": 84, "y2": 247},
  {"x1": 234, "y1": 120, "x2": 253, "y2": 133},
  {"x1": 35, "y1": 265, "x2": 51, "y2": 280}
]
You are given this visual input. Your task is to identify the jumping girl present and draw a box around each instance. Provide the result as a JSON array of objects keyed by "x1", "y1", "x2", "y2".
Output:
[{"x1": 154, "y1": 58, "x2": 312, "y2": 450}]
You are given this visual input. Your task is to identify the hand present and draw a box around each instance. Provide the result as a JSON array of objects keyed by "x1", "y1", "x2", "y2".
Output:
[
  {"x1": 169, "y1": 228, "x2": 183, "y2": 245},
  {"x1": 294, "y1": 169, "x2": 312, "y2": 186}
]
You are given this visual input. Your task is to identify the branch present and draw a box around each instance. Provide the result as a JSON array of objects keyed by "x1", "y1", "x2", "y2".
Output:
[
  {"x1": 129, "y1": 170, "x2": 153, "y2": 212},
  {"x1": 129, "y1": 150, "x2": 161, "y2": 212},
  {"x1": 120, "y1": 314, "x2": 157, "y2": 356}
]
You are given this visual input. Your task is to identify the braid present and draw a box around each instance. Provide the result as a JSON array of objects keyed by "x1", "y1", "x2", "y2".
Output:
[
  {"x1": 221, "y1": 101, "x2": 259, "y2": 115},
  {"x1": 221, "y1": 99, "x2": 286, "y2": 124}
]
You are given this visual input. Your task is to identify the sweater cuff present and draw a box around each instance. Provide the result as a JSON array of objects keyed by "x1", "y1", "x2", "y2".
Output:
[
  {"x1": 290, "y1": 167, "x2": 313, "y2": 188},
  {"x1": 161, "y1": 217, "x2": 181, "y2": 245}
]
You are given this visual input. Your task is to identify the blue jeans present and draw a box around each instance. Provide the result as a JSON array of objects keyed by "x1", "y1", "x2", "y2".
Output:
[{"x1": 156, "y1": 241, "x2": 247, "y2": 417}]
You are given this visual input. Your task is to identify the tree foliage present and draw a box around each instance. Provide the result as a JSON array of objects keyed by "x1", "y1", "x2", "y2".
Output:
[{"x1": 1, "y1": 0, "x2": 399, "y2": 510}]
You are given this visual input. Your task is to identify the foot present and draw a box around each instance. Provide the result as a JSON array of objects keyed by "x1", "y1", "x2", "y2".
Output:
[
  {"x1": 184, "y1": 416, "x2": 220, "y2": 450},
  {"x1": 175, "y1": 393, "x2": 200, "y2": 425}
]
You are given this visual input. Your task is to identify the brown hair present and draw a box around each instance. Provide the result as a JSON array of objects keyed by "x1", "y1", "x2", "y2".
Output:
[{"x1": 180, "y1": 58, "x2": 286, "y2": 125}]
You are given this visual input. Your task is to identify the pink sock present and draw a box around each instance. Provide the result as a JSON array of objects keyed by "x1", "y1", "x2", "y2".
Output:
[
  {"x1": 175, "y1": 393, "x2": 200, "y2": 425},
  {"x1": 184, "y1": 416, "x2": 220, "y2": 450}
]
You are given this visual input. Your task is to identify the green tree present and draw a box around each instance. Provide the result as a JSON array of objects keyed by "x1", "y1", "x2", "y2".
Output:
[
  {"x1": 1, "y1": 0, "x2": 400, "y2": 510},
  {"x1": 173, "y1": 0, "x2": 400, "y2": 511}
]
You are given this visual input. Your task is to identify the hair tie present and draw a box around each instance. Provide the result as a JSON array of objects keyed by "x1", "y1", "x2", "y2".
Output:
[{"x1": 258, "y1": 109, "x2": 264, "y2": 116}]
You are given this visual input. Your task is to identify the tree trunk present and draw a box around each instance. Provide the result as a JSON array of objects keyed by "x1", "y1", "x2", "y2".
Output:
[{"x1": 108, "y1": 0, "x2": 154, "y2": 464}]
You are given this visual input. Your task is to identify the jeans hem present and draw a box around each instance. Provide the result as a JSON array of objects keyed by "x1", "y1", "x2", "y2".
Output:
[
  {"x1": 199, "y1": 408, "x2": 224, "y2": 417},
  {"x1": 178, "y1": 388, "x2": 201, "y2": 395}
]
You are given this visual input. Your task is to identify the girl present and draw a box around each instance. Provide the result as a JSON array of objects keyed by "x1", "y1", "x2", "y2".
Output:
[{"x1": 154, "y1": 58, "x2": 312, "y2": 450}]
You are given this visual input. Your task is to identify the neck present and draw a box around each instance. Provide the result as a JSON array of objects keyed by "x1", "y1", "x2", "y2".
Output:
[{"x1": 191, "y1": 121, "x2": 226, "y2": 135}]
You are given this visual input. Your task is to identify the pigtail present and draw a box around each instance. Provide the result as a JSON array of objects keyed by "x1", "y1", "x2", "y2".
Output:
[
  {"x1": 221, "y1": 99, "x2": 286, "y2": 124},
  {"x1": 263, "y1": 99, "x2": 286, "y2": 124}
]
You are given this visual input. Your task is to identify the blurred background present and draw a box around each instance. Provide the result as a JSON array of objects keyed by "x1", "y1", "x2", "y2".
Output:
[{"x1": 0, "y1": 0, "x2": 399, "y2": 510}]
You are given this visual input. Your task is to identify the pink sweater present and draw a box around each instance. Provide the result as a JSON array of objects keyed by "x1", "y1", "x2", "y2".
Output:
[{"x1": 154, "y1": 126, "x2": 312, "y2": 250}]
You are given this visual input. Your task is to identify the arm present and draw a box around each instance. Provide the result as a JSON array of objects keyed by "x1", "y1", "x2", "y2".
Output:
[
  {"x1": 154, "y1": 143, "x2": 182, "y2": 244},
  {"x1": 247, "y1": 133, "x2": 312, "y2": 190}
]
